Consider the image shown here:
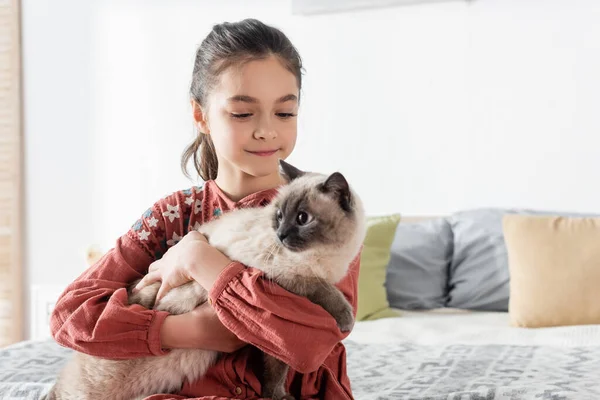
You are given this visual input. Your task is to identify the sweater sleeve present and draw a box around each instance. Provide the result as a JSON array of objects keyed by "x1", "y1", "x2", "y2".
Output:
[
  {"x1": 208, "y1": 252, "x2": 361, "y2": 374},
  {"x1": 50, "y1": 189, "x2": 197, "y2": 359}
]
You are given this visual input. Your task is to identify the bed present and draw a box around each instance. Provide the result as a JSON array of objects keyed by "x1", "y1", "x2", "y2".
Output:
[
  {"x1": 2, "y1": 309, "x2": 600, "y2": 400},
  {"x1": 4, "y1": 210, "x2": 600, "y2": 399},
  {"x1": 346, "y1": 309, "x2": 600, "y2": 399}
]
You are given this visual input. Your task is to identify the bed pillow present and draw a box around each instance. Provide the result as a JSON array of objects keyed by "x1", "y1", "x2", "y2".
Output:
[
  {"x1": 357, "y1": 214, "x2": 402, "y2": 321},
  {"x1": 385, "y1": 218, "x2": 452, "y2": 310},
  {"x1": 447, "y1": 208, "x2": 600, "y2": 312},
  {"x1": 504, "y1": 214, "x2": 600, "y2": 328},
  {"x1": 447, "y1": 208, "x2": 511, "y2": 311}
]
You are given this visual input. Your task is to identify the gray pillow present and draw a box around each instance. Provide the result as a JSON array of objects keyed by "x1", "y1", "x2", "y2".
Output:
[
  {"x1": 447, "y1": 208, "x2": 509, "y2": 311},
  {"x1": 385, "y1": 218, "x2": 452, "y2": 310},
  {"x1": 448, "y1": 208, "x2": 600, "y2": 311}
]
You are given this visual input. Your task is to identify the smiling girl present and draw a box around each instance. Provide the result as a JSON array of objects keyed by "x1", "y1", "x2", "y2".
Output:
[{"x1": 50, "y1": 19, "x2": 360, "y2": 400}]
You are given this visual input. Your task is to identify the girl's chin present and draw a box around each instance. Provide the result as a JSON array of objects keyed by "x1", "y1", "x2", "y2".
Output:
[
  {"x1": 235, "y1": 151, "x2": 290, "y2": 178},
  {"x1": 239, "y1": 163, "x2": 279, "y2": 178},
  {"x1": 247, "y1": 169, "x2": 280, "y2": 179}
]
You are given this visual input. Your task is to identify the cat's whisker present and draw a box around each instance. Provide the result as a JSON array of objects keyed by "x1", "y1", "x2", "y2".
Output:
[{"x1": 262, "y1": 242, "x2": 280, "y2": 292}]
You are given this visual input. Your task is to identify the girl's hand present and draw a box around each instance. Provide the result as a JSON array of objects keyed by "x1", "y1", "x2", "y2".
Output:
[
  {"x1": 133, "y1": 231, "x2": 231, "y2": 303},
  {"x1": 160, "y1": 302, "x2": 246, "y2": 352},
  {"x1": 191, "y1": 302, "x2": 246, "y2": 352}
]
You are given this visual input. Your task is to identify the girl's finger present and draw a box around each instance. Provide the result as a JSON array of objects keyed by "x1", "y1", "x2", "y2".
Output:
[
  {"x1": 148, "y1": 261, "x2": 161, "y2": 273},
  {"x1": 133, "y1": 271, "x2": 161, "y2": 293},
  {"x1": 187, "y1": 230, "x2": 208, "y2": 243},
  {"x1": 155, "y1": 282, "x2": 172, "y2": 305}
]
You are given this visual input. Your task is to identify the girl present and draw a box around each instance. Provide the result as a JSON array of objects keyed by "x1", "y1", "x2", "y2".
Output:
[{"x1": 50, "y1": 19, "x2": 360, "y2": 400}]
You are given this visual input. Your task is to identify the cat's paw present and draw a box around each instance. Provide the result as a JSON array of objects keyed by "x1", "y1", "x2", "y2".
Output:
[
  {"x1": 335, "y1": 306, "x2": 355, "y2": 332},
  {"x1": 127, "y1": 280, "x2": 160, "y2": 309}
]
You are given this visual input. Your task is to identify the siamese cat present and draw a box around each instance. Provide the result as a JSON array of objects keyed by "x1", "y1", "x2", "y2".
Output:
[{"x1": 46, "y1": 160, "x2": 366, "y2": 400}]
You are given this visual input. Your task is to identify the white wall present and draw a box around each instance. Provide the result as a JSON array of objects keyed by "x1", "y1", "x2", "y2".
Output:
[{"x1": 22, "y1": 0, "x2": 600, "y2": 335}]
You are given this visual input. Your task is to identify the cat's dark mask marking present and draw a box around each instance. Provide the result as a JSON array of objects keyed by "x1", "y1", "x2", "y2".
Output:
[
  {"x1": 279, "y1": 159, "x2": 304, "y2": 182},
  {"x1": 319, "y1": 172, "x2": 353, "y2": 213}
]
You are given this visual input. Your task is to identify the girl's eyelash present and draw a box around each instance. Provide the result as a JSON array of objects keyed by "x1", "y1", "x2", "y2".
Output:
[
  {"x1": 276, "y1": 113, "x2": 297, "y2": 118},
  {"x1": 231, "y1": 113, "x2": 252, "y2": 119},
  {"x1": 230, "y1": 113, "x2": 297, "y2": 119}
]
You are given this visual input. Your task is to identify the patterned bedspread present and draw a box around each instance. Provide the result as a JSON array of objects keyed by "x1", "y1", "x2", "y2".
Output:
[
  {"x1": 0, "y1": 339, "x2": 70, "y2": 400},
  {"x1": 1, "y1": 337, "x2": 600, "y2": 399},
  {"x1": 345, "y1": 341, "x2": 600, "y2": 399}
]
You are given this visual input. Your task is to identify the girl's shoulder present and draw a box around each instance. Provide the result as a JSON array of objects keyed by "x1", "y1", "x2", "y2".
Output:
[
  {"x1": 156, "y1": 184, "x2": 206, "y2": 210},
  {"x1": 127, "y1": 185, "x2": 206, "y2": 259},
  {"x1": 148, "y1": 185, "x2": 206, "y2": 222}
]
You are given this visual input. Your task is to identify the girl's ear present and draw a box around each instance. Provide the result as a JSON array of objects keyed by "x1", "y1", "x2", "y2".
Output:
[{"x1": 191, "y1": 100, "x2": 210, "y2": 135}]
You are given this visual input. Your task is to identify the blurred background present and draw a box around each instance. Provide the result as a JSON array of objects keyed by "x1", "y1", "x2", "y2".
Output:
[{"x1": 4, "y1": 0, "x2": 600, "y2": 341}]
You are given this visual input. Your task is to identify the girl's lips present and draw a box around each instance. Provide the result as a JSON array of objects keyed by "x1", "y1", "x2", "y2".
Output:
[{"x1": 247, "y1": 149, "x2": 279, "y2": 157}]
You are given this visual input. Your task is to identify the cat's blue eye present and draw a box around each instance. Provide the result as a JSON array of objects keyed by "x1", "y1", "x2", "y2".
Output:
[
  {"x1": 276, "y1": 209, "x2": 283, "y2": 222},
  {"x1": 296, "y1": 211, "x2": 311, "y2": 226}
]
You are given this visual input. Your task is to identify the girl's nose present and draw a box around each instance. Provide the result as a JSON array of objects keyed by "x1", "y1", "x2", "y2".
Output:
[
  {"x1": 253, "y1": 116, "x2": 277, "y2": 140},
  {"x1": 253, "y1": 128, "x2": 277, "y2": 140}
]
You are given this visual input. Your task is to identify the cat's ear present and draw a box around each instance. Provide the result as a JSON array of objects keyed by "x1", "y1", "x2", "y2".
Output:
[
  {"x1": 320, "y1": 172, "x2": 352, "y2": 212},
  {"x1": 279, "y1": 159, "x2": 305, "y2": 182}
]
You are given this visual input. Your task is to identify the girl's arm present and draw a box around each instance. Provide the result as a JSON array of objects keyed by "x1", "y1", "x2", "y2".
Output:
[
  {"x1": 50, "y1": 189, "x2": 241, "y2": 358},
  {"x1": 49, "y1": 236, "x2": 170, "y2": 359},
  {"x1": 198, "y1": 254, "x2": 361, "y2": 374},
  {"x1": 160, "y1": 302, "x2": 245, "y2": 353}
]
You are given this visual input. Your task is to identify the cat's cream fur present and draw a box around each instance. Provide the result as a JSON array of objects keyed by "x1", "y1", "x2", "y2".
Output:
[{"x1": 46, "y1": 162, "x2": 366, "y2": 400}]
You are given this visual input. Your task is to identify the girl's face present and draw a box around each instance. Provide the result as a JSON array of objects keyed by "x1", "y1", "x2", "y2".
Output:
[{"x1": 199, "y1": 55, "x2": 299, "y2": 180}]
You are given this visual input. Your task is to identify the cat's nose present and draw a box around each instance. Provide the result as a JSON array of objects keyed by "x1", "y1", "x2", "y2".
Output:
[{"x1": 277, "y1": 230, "x2": 289, "y2": 242}]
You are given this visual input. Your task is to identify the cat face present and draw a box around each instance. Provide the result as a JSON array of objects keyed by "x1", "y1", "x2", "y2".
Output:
[{"x1": 272, "y1": 160, "x2": 360, "y2": 253}]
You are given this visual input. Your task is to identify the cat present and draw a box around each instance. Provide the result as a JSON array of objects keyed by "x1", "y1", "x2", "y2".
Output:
[{"x1": 45, "y1": 160, "x2": 366, "y2": 400}]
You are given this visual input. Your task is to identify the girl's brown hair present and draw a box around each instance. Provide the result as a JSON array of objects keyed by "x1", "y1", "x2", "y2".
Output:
[{"x1": 182, "y1": 19, "x2": 303, "y2": 181}]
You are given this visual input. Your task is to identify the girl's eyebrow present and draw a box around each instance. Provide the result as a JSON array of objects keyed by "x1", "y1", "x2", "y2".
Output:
[
  {"x1": 227, "y1": 94, "x2": 298, "y2": 104},
  {"x1": 276, "y1": 94, "x2": 298, "y2": 103}
]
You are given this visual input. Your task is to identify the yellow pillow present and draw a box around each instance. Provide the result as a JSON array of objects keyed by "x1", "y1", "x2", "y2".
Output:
[
  {"x1": 503, "y1": 214, "x2": 600, "y2": 328},
  {"x1": 357, "y1": 214, "x2": 402, "y2": 321}
]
